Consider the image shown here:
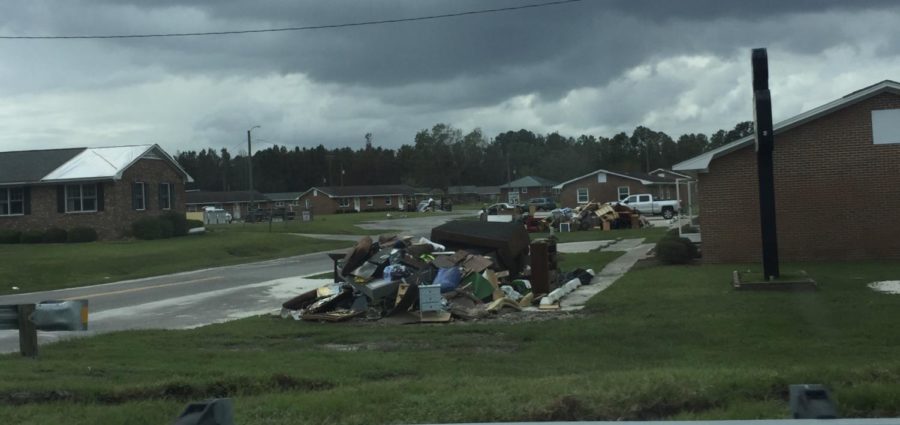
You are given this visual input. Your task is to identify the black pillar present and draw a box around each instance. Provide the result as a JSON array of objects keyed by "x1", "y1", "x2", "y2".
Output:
[{"x1": 752, "y1": 48, "x2": 780, "y2": 279}]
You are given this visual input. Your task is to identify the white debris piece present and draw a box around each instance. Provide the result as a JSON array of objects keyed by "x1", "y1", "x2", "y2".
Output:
[{"x1": 868, "y1": 281, "x2": 900, "y2": 294}]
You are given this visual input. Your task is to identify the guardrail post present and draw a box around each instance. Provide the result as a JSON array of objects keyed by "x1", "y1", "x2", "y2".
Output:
[{"x1": 17, "y1": 304, "x2": 38, "y2": 358}]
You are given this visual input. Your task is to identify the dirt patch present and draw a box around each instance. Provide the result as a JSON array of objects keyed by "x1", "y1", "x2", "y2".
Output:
[
  {"x1": 0, "y1": 390, "x2": 74, "y2": 405},
  {"x1": 528, "y1": 395, "x2": 595, "y2": 421},
  {"x1": 0, "y1": 375, "x2": 334, "y2": 406},
  {"x1": 525, "y1": 394, "x2": 720, "y2": 421},
  {"x1": 359, "y1": 369, "x2": 420, "y2": 381}
]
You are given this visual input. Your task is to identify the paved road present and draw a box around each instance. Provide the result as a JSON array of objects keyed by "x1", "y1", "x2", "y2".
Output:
[{"x1": 0, "y1": 211, "x2": 470, "y2": 353}]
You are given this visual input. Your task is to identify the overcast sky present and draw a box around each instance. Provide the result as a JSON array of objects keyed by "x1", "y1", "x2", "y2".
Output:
[{"x1": 1, "y1": 0, "x2": 898, "y2": 155}]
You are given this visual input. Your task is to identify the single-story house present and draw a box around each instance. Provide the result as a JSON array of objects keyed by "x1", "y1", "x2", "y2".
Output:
[
  {"x1": 447, "y1": 185, "x2": 500, "y2": 203},
  {"x1": 473, "y1": 186, "x2": 501, "y2": 203},
  {"x1": 0, "y1": 144, "x2": 192, "y2": 240},
  {"x1": 184, "y1": 190, "x2": 268, "y2": 219},
  {"x1": 673, "y1": 79, "x2": 900, "y2": 263},
  {"x1": 499, "y1": 176, "x2": 558, "y2": 204},
  {"x1": 263, "y1": 192, "x2": 304, "y2": 211},
  {"x1": 552, "y1": 169, "x2": 680, "y2": 207},
  {"x1": 296, "y1": 185, "x2": 417, "y2": 215}
]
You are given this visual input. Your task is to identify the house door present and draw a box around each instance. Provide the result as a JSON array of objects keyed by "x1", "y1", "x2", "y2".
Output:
[
  {"x1": 398, "y1": 195, "x2": 405, "y2": 210},
  {"x1": 353, "y1": 197, "x2": 361, "y2": 212}
]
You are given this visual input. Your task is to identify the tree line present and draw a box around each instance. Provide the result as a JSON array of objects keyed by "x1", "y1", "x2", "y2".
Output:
[{"x1": 175, "y1": 121, "x2": 753, "y2": 193}]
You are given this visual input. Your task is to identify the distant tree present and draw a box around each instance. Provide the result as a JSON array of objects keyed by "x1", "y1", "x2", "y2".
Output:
[{"x1": 707, "y1": 121, "x2": 754, "y2": 151}]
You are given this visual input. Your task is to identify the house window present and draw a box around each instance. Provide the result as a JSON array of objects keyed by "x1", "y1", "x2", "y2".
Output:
[
  {"x1": 0, "y1": 187, "x2": 25, "y2": 216},
  {"x1": 132, "y1": 182, "x2": 146, "y2": 210},
  {"x1": 367, "y1": 197, "x2": 373, "y2": 207},
  {"x1": 617, "y1": 186, "x2": 630, "y2": 201},
  {"x1": 338, "y1": 198, "x2": 350, "y2": 207},
  {"x1": 553, "y1": 188, "x2": 561, "y2": 195},
  {"x1": 597, "y1": 173, "x2": 607, "y2": 183},
  {"x1": 872, "y1": 109, "x2": 900, "y2": 144},
  {"x1": 291, "y1": 200, "x2": 299, "y2": 206},
  {"x1": 275, "y1": 201, "x2": 285, "y2": 207},
  {"x1": 159, "y1": 183, "x2": 172, "y2": 210},
  {"x1": 384, "y1": 196, "x2": 392, "y2": 205},
  {"x1": 67, "y1": 184, "x2": 98, "y2": 213},
  {"x1": 576, "y1": 188, "x2": 589, "y2": 204},
  {"x1": 520, "y1": 187, "x2": 527, "y2": 193},
  {"x1": 304, "y1": 199, "x2": 311, "y2": 209}
]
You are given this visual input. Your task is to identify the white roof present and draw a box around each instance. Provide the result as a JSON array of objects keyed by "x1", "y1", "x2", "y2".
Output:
[
  {"x1": 42, "y1": 144, "x2": 193, "y2": 183},
  {"x1": 673, "y1": 80, "x2": 900, "y2": 172}
]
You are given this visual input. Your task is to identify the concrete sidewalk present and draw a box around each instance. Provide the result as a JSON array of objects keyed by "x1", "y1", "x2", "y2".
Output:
[{"x1": 557, "y1": 242, "x2": 654, "y2": 311}]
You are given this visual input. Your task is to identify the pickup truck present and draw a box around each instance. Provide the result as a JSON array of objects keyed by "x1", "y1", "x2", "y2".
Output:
[{"x1": 618, "y1": 194, "x2": 680, "y2": 219}]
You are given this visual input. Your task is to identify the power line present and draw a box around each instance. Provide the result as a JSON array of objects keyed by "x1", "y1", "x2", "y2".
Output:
[{"x1": 0, "y1": 0, "x2": 585, "y2": 40}]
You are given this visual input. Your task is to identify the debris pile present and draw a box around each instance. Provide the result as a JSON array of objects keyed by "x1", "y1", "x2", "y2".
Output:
[
  {"x1": 542, "y1": 202, "x2": 649, "y2": 232},
  {"x1": 281, "y1": 221, "x2": 597, "y2": 324}
]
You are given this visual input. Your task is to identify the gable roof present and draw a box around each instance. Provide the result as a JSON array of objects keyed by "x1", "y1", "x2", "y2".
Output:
[
  {"x1": 499, "y1": 176, "x2": 558, "y2": 189},
  {"x1": 301, "y1": 185, "x2": 417, "y2": 198},
  {"x1": 0, "y1": 147, "x2": 85, "y2": 185},
  {"x1": 0, "y1": 144, "x2": 193, "y2": 185},
  {"x1": 673, "y1": 80, "x2": 900, "y2": 172},
  {"x1": 184, "y1": 190, "x2": 268, "y2": 204},
  {"x1": 264, "y1": 192, "x2": 303, "y2": 201},
  {"x1": 553, "y1": 169, "x2": 677, "y2": 189},
  {"x1": 649, "y1": 168, "x2": 692, "y2": 179}
]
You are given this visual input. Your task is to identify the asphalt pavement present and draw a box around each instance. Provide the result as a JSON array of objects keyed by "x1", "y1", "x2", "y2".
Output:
[{"x1": 0, "y1": 211, "x2": 472, "y2": 353}]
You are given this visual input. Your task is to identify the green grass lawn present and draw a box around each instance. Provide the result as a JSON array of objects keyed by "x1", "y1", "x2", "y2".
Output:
[
  {"x1": 209, "y1": 211, "x2": 445, "y2": 235},
  {"x1": 531, "y1": 226, "x2": 669, "y2": 243},
  {"x1": 0, "y1": 232, "x2": 350, "y2": 295},
  {"x1": 4, "y1": 259, "x2": 900, "y2": 424}
]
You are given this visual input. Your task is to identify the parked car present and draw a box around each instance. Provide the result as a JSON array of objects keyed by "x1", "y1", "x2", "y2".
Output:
[
  {"x1": 525, "y1": 197, "x2": 556, "y2": 211},
  {"x1": 618, "y1": 194, "x2": 680, "y2": 219},
  {"x1": 202, "y1": 206, "x2": 232, "y2": 224},
  {"x1": 483, "y1": 202, "x2": 519, "y2": 215}
]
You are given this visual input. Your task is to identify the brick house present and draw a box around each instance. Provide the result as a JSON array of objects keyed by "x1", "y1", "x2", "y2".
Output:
[
  {"x1": 0, "y1": 144, "x2": 193, "y2": 240},
  {"x1": 499, "y1": 176, "x2": 558, "y2": 204},
  {"x1": 183, "y1": 190, "x2": 269, "y2": 220},
  {"x1": 264, "y1": 192, "x2": 304, "y2": 212},
  {"x1": 552, "y1": 169, "x2": 680, "y2": 208},
  {"x1": 673, "y1": 80, "x2": 900, "y2": 263},
  {"x1": 296, "y1": 185, "x2": 416, "y2": 215}
]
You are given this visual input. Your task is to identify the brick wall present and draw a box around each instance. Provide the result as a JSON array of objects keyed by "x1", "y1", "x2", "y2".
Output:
[
  {"x1": 558, "y1": 173, "x2": 672, "y2": 208},
  {"x1": 698, "y1": 92, "x2": 900, "y2": 263},
  {"x1": 0, "y1": 158, "x2": 187, "y2": 240}
]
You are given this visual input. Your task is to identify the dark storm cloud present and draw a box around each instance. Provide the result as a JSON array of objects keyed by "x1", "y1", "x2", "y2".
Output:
[
  {"x1": 1, "y1": 0, "x2": 899, "y2": 153},
  {"x1": 6, "y1": 0, "x2": 899, "y2": 98}
]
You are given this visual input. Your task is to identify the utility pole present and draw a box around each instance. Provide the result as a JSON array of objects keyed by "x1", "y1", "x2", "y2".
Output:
[
  {"x1": 247, "y1": 125, "x2": 260, "y2": 220},
  {"x1": 752, "y1": 48, "x2": 780, "y2": 279}
]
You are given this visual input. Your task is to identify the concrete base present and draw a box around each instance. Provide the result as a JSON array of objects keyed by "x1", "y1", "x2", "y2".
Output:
[{"x1": 732, "y1": 270, "x2": 817, "y2": 291}]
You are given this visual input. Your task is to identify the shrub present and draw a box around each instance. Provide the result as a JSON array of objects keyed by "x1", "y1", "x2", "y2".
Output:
[
  {"x1": 655, "y1": 239, "x2": 692, "y2": 264},
  {"x1": 68, "y1": 227, "x2": 98, "y2": 243},
  {"x1": 19, "y1": 230, "x2": 45, "y2": 244},
  {"x1": 186, "y1": 219, "x2": 204, "y2": 230},
  {"x1": 160, "y1": 211, "x2": 189, "y2": 237},
  {"x1": 158, "y1": 218, "x2": 175, "y2": 239},
  {"x1": 678, "y1": 237, "x2": 700, "y2": 259},
  {"x1": 43, "y1": 227, "x2": 68, "y2": 243},
  {"x1": 132, "y1": 217, "x2": 164, "y2": 240},
  {"x1": 0, "y1": 229, "x2": 21, "y2": 244}
]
